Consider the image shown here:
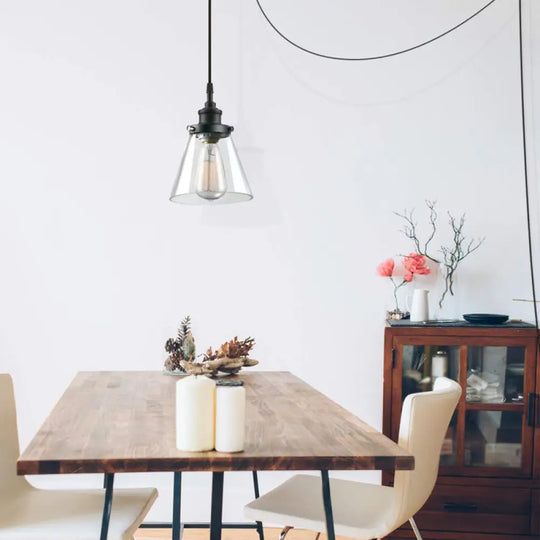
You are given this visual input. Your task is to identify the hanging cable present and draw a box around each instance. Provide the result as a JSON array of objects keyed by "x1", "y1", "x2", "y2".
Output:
[
  {"x1": 518, "y1": 0, "x2": 539, "y2": 432},
  {"x1": 518, "y1": 0, "x2": 539, "y2": 333},
  {"x1": 255, "y1": 0, "x2": 498, "y2": 61},
  {"x1": 205, "y1": 0, "x2": 216, "y2": 104},
  {"x1": 208, "y1": 0, "x2": 212, "y2": 85}
]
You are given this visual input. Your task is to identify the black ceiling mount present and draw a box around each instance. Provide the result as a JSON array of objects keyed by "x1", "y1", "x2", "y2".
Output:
[
  {"x1": 189, "y1": 82, "x2": 233, "y2": 141},
  {"x1": 188, "y1": 0, "x2": 234, "y2": 142}
]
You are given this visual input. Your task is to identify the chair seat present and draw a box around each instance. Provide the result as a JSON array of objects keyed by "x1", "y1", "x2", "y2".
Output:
[
  {"x1": 0, "y1": 486, "x2": 158, "y2": 540},
  {"x1": 244, "y1": 474, "x2": 397, "y2": 540}
]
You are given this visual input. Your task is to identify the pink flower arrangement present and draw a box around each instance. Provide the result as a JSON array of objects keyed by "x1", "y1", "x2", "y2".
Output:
[
  {"x1": 403, "y1": 253, "x2": 430, "y2": 276},
  {"x1": 376, "y1": 259, "x2": 394, "y2": 277},
  {"x1": 377, "y1": 253, "x2": 430, "y2": 314}
]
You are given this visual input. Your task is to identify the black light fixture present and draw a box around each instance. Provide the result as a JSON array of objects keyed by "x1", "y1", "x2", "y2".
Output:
[{"x1": 170, "y1": 0, "x2": 253, "y2": 204}]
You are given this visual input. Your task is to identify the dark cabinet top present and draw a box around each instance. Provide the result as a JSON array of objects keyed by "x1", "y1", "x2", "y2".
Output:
[{"x1": 387, "y1": 319, "x2": 536, "y2": 329}]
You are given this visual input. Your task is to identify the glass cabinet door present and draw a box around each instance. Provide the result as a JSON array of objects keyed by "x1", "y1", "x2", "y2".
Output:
[
  {"x1": 401, "y1": 344, "x2": 460, "y2": 399},
  {"x1": 466, "y1": 346, "x2": 525, "y2": 405},
  {"x1": 393, "y1": 337, "x2": 535, "y2": 478},
  {"x1": 464, "y1": 345, "x2": 533, "y2": 474},
  {"x1": 394, "y1": 342, "x2": 462, "y2": 471},
  {"x1": 464, "y1": 410, "x2": 523, "y2": 468}
]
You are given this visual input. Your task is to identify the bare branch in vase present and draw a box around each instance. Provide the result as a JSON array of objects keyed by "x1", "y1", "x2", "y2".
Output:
[
  {"x1": 438, "y1": 212, "x2": 485, "y2": 308},
  {"x1": 394, "y1": 203, "x2": 440, "y2": 263}
]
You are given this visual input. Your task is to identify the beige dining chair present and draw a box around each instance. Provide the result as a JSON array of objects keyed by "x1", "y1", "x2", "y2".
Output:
[
  {"x1": 0, "y1": 374, "x2": 158, "y2": 540},
  {"x1": 244, "y1": 377, "x2": 461, "y2": 540}
]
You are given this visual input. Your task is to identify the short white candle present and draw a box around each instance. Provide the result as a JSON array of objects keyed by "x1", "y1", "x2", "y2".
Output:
[
  {"x1": 431, "y1": 352, "x2": 448, "y2": 380},
  {"x1": 215, "y1": 385, "x2": 246, "y2": 453},
  {"x1": 176, "y1": 375, "x2": 216, "y2": 452}
]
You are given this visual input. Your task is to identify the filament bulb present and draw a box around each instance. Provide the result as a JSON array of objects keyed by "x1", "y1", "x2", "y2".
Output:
[{"x1": 196, "y1": 142, "x2": 227, "y2": 200}]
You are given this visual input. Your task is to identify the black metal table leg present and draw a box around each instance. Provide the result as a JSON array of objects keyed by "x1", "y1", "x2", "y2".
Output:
[
  {"x1": 210, "y1": 472, "x2": 225, "y2": 540},
  {"x1": 100, "y1": 473, "x2": 115, "y2": 540},
  {"x1": 252, "y1": 471, "x2": 265, "y2": 540},
  {"x1": 321, "y1": 470, "x2": 335, "y2": 540},
  {"x1": 172, "y1": 472, "x2": 183, "y2": 540}
]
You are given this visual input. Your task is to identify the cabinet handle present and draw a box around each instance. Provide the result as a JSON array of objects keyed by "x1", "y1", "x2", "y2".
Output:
[
  {"x1": 528, "y1": 393, "x2": 536, "y2": 427},
  {"x1": 443, "y1": 503, "x2": 478, "y2": 513}
]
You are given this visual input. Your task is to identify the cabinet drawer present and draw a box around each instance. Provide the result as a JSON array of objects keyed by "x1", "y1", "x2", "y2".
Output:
[{"x1": 414, "y1": 485, "x2": 530, "y2": 534}]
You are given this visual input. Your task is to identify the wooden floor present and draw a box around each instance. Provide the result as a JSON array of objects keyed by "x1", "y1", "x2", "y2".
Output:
[{"x1": 135, "y1": 528, "x2": 332, "y2": 540}]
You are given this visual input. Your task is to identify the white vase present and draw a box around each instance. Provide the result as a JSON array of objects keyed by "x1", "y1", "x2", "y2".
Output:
[
  {"x1": 413, "y1": 260, "x2": 457, "y2": 320},
  {"x1": 420, "y1": 261, "x2": 460, "y2": 320},
  {"x1": 409, "y1": 289, "x2": 429, "y2": 322}
]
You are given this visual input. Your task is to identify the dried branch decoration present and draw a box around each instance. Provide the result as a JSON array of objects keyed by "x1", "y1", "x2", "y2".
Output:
[
  {"x1": 439, "y1": 213, "x2": 485, "y2": 307},
  {"x1": 394, "y1": 200, "x2": 440, "y2": 263},
  {"x1": 207, "y1": 336, "x2": 255, "y2": 360},
  {"x1": 181, "y1": 336, "x2": 258, "y2": 377},
  {"x1": 395, "y1": 201, "x2": 485, "y2": 308}
]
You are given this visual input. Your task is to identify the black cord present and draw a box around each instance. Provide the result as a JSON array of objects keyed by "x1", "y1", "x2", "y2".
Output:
[
  {"x1": 255, "y1": 0, "x2": 498, "y2": 61},
  {"x1": 208, "y1": 0, "x2": 212, "y2": 87},
  {"x1": 205, "y1": 0, "x2": 215, "y2": 104},
  {"x1": 519, "y1": 0, "x2": 539, "y2": 333}
]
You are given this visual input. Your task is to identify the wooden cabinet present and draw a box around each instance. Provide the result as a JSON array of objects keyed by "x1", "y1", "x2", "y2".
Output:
[{"x1": 383, "y1": 322, "x2": 540, "y2": 539}]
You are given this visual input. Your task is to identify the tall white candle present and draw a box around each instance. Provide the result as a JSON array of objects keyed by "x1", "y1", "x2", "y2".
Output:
[
  {"x1": 215, "y1": 385, "x2": 246, "y2": 453},
  {"x1": 176, "y1": 375, "x2": 216, "y2": 452}
]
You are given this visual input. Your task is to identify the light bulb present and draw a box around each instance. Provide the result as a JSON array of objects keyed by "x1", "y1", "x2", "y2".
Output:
[{"x1": 195, "y1": 142, "x2": 227, "y2": 200}]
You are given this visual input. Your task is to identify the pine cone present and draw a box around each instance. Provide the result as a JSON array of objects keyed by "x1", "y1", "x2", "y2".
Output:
[
  {"x1": 164, "y1": 355, "x2": 178, "y2": 372},
  {"x1": 181, "y1": 333, "x2": 196, "y2": 362},
  {"x1": 165, "y1": 338, "x2": 177, "y2": 353}
]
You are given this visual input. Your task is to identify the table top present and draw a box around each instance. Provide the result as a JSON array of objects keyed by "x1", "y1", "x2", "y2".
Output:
[{"x1": 17, "y1": 371, "x2": 414, "y2": 475}]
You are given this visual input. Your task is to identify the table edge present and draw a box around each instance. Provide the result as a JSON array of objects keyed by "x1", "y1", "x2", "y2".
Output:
[{"x1": 17, "y1": 455, "x2": 414, "y2": 475}]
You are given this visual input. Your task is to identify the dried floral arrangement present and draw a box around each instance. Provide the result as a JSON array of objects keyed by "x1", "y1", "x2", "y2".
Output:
[
  {"x1": 394, "y1": 200, "x2": 485, "y2": 308},
  {"x1": 181, "y1": 336, "x2": 258, "y2": 377},
  {"x1": 164, "y1": 316, "x2": 196, "y2": 373}
]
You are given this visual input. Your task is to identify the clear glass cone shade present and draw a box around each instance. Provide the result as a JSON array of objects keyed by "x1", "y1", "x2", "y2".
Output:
[{"x1": 170, "y1": 134, "x2": 253, "y2": 204}]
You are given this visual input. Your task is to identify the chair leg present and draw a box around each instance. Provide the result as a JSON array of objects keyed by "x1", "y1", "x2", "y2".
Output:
[
  {"x1": 279, "y1": 526, "x2": 293, "y2": 540},
  {"x1": 409, "y1": 517, "x2": 424, "y2": 540}
]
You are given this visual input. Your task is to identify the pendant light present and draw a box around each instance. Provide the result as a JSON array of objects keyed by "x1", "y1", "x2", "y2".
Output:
[{"x1": 170, "y1": 0, "x2": 253, "y2": 204}]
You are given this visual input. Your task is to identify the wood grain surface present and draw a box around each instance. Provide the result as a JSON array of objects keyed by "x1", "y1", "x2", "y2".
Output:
[{"x1": 17, "y1": 371, "x2": 413, "y2": 475}]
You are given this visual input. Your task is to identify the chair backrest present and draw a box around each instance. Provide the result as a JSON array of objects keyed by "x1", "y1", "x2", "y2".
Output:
[
  {"x1": 389, "y1": 377, "x2": 461, "y2": 528},
  {"x1": 0, "y1": 374, "x2": 30, "y2": 494}
]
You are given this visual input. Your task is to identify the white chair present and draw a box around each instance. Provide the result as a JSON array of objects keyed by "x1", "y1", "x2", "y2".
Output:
[
  {"x1": 0, "y1": 374, "x2": 158, "y2": 540},
  {"x1": 244, "y1": 377, "x2": 461, "y2": 540}
]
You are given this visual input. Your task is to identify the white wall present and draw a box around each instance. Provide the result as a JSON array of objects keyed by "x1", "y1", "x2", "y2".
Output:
[{"x1": 0, "y1": 0, "x2": 538, "y2": 523}]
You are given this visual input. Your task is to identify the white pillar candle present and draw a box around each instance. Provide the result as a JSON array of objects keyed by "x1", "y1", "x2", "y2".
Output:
[
  {"x1": 176, "y1": 375, "x2": 216, "y2": 452},
  {"x1": 215, "y1": 385, "x2": 246, "y2": 453},
  {"x1": 431, "y1": 350, "x2": 448, "y2": 380}
]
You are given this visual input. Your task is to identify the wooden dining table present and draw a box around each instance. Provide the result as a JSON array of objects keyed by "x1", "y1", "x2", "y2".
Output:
[{"x1": 17, "y1": 371, "x2": 414, "y2": 540}]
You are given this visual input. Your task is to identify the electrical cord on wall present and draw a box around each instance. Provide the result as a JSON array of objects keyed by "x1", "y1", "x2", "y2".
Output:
[
  {"x1": 518, "y1": 0, "x2": 539, "y2": 428},
  {"x1": 518, "y1": 0, "x2": 539, "y2": 332},
  {"x1": 254, "y1": 0, "x2": 498, "y2": 61}
]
